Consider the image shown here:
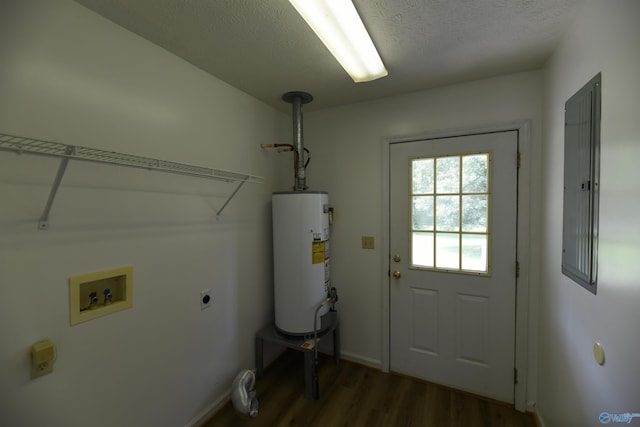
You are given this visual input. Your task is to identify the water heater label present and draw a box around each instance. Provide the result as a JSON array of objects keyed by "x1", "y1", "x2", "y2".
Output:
[
  {"x1": 323, "y1": 227, "x2": 330, "y2": 240},
  {"x1": 311, "y1": 242, "x2": 325, "y2": 264}
]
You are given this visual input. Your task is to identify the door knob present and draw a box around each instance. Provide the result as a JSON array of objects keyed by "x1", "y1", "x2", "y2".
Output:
[
  {"x1": 393, "y1": 254, "x2": 401, "y2": 263},
  {"x1": 392, "y1": 270, "x2": 402, "y2": 279}
]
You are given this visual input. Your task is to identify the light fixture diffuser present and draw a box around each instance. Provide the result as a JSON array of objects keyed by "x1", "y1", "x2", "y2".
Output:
[{"x1": 289, "y1": 0, "x2": 388, "y2": 82}]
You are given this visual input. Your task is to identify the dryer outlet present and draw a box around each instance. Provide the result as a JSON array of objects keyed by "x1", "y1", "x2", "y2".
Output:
[{"x1": 200, "y1": 289, "x2": 212, "y2": 310}]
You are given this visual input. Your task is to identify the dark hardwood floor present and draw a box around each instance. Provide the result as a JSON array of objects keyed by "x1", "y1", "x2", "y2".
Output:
[{"x1": 203, "y1": 350, "x2": 536, "y2": 427}]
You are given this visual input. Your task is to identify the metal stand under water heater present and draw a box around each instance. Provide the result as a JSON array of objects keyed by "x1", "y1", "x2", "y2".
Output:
[{"x1": 269, "y1": 92, "x2": 338, "y2": 337}]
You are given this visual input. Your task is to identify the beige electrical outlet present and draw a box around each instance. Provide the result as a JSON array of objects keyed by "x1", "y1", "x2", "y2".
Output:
[
  {"x1": 31, "y1": 339, "x2": 55, "y2": 379},
  {"x1": 362, "y1": 236, "x2": 375, "y2": 249},
  {"x1": 69, "y1": 265, "x2": 133, "y2": 326}
]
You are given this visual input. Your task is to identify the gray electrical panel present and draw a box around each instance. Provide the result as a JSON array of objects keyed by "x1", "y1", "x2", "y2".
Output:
[{"x1": 562, "y1": 73, "x2": 601, "y2": 294}]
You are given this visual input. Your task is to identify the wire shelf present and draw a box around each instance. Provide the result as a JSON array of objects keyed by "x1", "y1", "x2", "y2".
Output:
[
  {"x1": 0, "y1": 133, "x2": 265, "y2": 184},
  {"x1": 0, "y1": 132, "x2": 265, "y2": 227}
]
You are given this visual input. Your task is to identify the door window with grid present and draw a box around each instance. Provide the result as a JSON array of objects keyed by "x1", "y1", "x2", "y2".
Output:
[{"x1": 411, "y1": 153, "x2": 491, "y2": 273}]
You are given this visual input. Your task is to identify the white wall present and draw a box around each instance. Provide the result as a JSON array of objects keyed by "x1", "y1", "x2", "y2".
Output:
[
  {"x1": 538, "y1": 1, "x2": 640, "y2": 426},
  {"x1": 304, "y1": 71, "x2": 543, "y2": 403},
  {"x1": 7, "y1": 1, "x2": 635, "y2": 425},
  {"x1": 0, "y1": 1, "x2": 287, "y2": 426}
]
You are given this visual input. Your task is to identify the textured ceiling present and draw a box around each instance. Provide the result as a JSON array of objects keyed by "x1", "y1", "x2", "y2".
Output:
[{"x1": 72, "y1": 0, "x2": 580, "y2": 112}]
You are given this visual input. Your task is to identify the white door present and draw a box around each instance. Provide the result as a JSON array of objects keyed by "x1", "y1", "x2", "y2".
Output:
[{"x1": 389, "y1": 131, "x2": 518, "y2": 403}]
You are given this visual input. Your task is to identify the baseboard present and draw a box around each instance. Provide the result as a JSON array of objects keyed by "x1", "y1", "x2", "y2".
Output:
[
  {"x1": 530, "y1": 404, "x2": 547, "y2": 427},
  {"x1": 339, "y1": 351, "x2": 382, "y2": 369},
  {"x1": 186, "y1": 351, "x2": 381, "y2": 426},
  {"x1": 186, "y1": 348, "x2": 289, "y2": 427},
  {"x1": 184, "y1": 391, "x2": 230, "y2": 427}
]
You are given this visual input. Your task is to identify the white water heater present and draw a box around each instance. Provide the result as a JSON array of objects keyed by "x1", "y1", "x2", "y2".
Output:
[{"x1": 272, "y1": 191, "x2": 330, "y2": 335}]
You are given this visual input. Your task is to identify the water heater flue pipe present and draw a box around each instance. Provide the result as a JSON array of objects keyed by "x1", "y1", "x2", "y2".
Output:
[{"x1": 282, "y1": 91, "x2": 313, "y2": 191}]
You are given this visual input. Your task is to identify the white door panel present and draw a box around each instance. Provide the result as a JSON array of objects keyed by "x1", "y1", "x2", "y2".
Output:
[{"x1": 389, "y1": 131, "x2": 518, "y2": 403}]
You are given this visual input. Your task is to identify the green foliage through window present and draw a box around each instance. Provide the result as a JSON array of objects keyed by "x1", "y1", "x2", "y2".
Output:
[{"x1": 411, "y1": 153, "x2": 490, "y2": 273}]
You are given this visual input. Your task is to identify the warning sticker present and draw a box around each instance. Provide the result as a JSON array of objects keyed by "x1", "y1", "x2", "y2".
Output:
[{"x1": 312, "y1": 241, "x2": 325, "y2": 264}]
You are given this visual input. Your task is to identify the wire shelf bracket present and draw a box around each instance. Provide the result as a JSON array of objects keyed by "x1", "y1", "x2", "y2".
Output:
[{"x1": 0, "y1": 132, "x2": 265, "y2": 229}]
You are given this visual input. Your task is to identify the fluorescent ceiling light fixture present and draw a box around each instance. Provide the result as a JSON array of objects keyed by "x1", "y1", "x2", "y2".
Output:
[{"x1": 289, "y1": 0, "x2": 388, "y2": 82}]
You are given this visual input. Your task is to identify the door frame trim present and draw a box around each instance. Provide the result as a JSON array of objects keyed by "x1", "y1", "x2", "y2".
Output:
[{"x1": 382, "y1": 120, "x2": 532, "y2": 412}]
